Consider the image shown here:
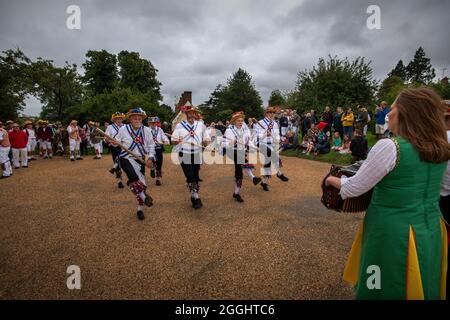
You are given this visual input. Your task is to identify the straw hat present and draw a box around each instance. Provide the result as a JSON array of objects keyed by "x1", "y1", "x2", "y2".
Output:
[
  {"x1": 148, "y1": 116, "x2": 160, "y2": 123},
  {"x1": 264, "y1": 106, "x2": 279, "y2": 115},
  {"x1": 111, "y1": 112, "x2": 126, "y2": 121},
  {"x1": 126, "y1": 107, "x2": 147, "y2": 119},
  {"x1": 181, "y1": 102, "x2": 200, "y2": 115},
  {"x1": 230, "y1": 111, "x2": 245, "y2": 124}
]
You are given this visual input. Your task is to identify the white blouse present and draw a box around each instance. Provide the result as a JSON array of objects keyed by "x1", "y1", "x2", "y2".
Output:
[{"x1": 340, "y1": 139, "x2": 397, "y2": 199}]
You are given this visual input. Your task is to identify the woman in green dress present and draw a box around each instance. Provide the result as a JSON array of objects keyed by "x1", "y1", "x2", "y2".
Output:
[{"x1": 326, "y1": 87, "x2": 449, "y2": 299}]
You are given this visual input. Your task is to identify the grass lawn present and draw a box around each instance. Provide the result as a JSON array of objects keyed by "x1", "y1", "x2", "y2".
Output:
[
  {"x1": 281, "y1": 132, "x2": 378, "y2": 165},
  {"x1": 162, "y1": 132, "x2": 378, "y2": 166}
]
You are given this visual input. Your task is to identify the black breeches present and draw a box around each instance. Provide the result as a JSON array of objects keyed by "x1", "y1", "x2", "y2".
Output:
[
  {"x1": 263, "y1": 145, "x2": 272, "y2": 169},
  {"x1": 155, "y1": 148, "x2": 163, "y2": 173},
  {"x1": 110, "y1": 146, "x2": 121, "y2": 162},
  {"x1": 179, "y1": 152, "x2": 201, "y2": 184},
  {"x1": 110, "y1": 146, "x2": 121, "y2": 167},
  {"x1": 120, "y1": 158, "x2": 145, "y2": 184},
  {"x1": 226, "y1": 148, "x2": 245, "y2": 180}
]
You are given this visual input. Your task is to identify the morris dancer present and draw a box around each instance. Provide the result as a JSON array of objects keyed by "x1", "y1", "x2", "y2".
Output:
[
  {"x1": 0, "y1": 122, "x2": 12, "y2": 178},
  {"x1": 171, "y1": 103, "x2": 210, "y2": 209},
  {"x1": 24, "y1": 121, "x2": 37, "y2": 161},
  {"x1": 111, "y1": 108, "x2": 156, "y2": 220},
  {"x1": 224, "y1": 111, "x2": 261, "y2": 202},
  {"x1": 105, "y1": 112, "x2": 125, "y2": 189},
  {"x1": 67, "y1": 120, "x2": 82, "y2": 161},
  {"x1": 254, "y1": 107, "x2": 289, "y2": 191},
  {"x1": 148, "y1": 116, "x2": 170, "y2": 186},
  {"x1": 90, "y1": 122, "x2": 103, "y2": 159},
  {"x1": 37, "y1": 120, "x2": 53, "y2": 159}
]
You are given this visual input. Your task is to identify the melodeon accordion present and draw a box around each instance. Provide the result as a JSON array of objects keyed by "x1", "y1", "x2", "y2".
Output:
[{"x1": 321, "y1": 161, "x2": 373, "y2": 213}]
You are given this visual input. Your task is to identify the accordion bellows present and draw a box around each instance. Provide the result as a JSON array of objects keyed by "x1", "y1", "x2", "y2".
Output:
[{"x1": 321, "y1": 162, "x2": 373, "y2": 213}]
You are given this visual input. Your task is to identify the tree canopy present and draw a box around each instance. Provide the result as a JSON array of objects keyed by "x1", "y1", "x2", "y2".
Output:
[
  {"x1": 288, "y1": 56, "x2": 377, "y2": 113},
  {"x1": 201, "y1": 68, "x2": 263, "y2": 123}
]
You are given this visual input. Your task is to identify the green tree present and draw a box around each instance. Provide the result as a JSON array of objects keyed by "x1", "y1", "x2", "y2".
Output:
[
  {"x1": 0, "y1": 49, "x2": 33, "y2": 120},
  {"x1": 31, "y1": 59, "x2": 83, "y2": 122},
  {"x1": 69, "y1": 88, "x2": 173, "y2": 125},
  {"x1": 388, "y1": 60, "x2": 407, "y2": 81},
  {"x1": 289, "y1": 56, "x2": 377, "y2": 113},
  {"x1": 82, "y1": 50, "x2": 118, "y2": 96},
  {"x1": 377, "y1": 76, "x2": 409, "y2": 105},
  {"x1": 406, "y1": 47, "x2": 435, "y2": 84},
  {"x1": 117, "y1": 50, "x2": 162, "y2": 105},
  {"x1": 268, "y1": 89, "x2": 286, "y2": 107},
  {"x1": 203, "y1": 68, "x2": 263, "y2": 122}
]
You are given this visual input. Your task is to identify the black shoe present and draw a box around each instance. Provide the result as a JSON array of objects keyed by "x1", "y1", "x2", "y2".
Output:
[
  {"x1": 233, "y1": 193, "x2": 244, "y2": 202},
  {"x1": 0, "y1": 175, "x2": 11, "y2": 179},
  {"x1": 277, "y1": 174, "x2": 289, "y2": 182},
  {"x1": 118, "y1": 182, "x2": 124, "y2": 189},
  {"x1": 70, "y1": 158, "x2": 75, "y2": 162},
  {"x1": 144, "y1": 193, "x2": 153, "y2": 207},
  {"x1": 77, "y1": 157, "x2": 83, "y2": 160},
  {"x1": 261, "y1": 182, "x2": 269, "y2": 191},
  {"x1": 198, "y1": 178, "x2": 203, "y2": 182},
  {"x1": 150, "y1": 169, "x2": 155, "y2": 178},
  {"x1": 156, "y1": 179, "x2": 161, "y2": 186},
  {"x1": 193, "y1": 198, "x2": 203, "y2": 209},
  {"x1": 22, "y1": 166, "x2": 28, "y2": 168},
  {"x1": 191, "y1": 197, "x2": 196, "y2": 207},
  {"x1": 252, "y1": 177, "x2": 262, "y2": 186},
  {"x1": 109, "y1": 168, "x2": 116, "y2": 175},
  {"x1": 137, "y1": 210, "x2": 145, "y2": 220},
  {"x1": 14, "y1": 167, "x2": 20, "y2": 169}
]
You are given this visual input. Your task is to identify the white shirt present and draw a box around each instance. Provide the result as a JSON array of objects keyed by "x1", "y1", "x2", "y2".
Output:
[
  {"x1": 441, "y1": 131, "x2": 450, "y2": 196},
  {"x1": 224, "y1": 125, "x2": 254, "y2": 150},
  {"x1": 149, "y1": 126, "x2": 170, "y2": 149},
  {"x1": 114, "y1": 124, "x2": 155, "y2": 160},
  {"x1": 105, "y1": 123, "x2": 123, "y2": 140},
  {"x1": 340, "y1": 139, "x2": 397, "y2": 199},
  {"x1": 255, "y1": 117, "x2": 280, "y2": 145},
  {"x1": 26, "y1": 128, "x2": 36, "y2": 139},
  {"x1": 172, "y1": 120, "x2": 209, "y2": 154}
]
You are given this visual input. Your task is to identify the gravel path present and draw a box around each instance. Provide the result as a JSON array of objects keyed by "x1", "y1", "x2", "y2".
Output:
[{"x1": 0, "y1": 154, "x2": 361, "y2": 299}]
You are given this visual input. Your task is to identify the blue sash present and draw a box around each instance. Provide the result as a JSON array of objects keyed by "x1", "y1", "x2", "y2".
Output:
[{"x1": 119, "y1": 124, "x2": 146, "y2": 159}]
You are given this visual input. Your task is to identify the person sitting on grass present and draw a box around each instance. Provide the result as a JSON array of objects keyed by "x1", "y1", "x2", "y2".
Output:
[
  {"x1": 339, "y1": 134, "x2": 351, "y2": 154},
  {"x1": 331, "y1": 131, "x2": 342, "y2": 151},
  {"x1": 350, "y1": 129, "x2": 368, "y2": 162},
  {"x1": 306, "y1": 123, "x2": 318, "y2": 142},
  {"x1": 313, "y1": 122, "x2": 330, "y2": 156}
]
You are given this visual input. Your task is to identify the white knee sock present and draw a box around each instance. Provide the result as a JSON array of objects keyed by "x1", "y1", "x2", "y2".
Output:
[{"x1": 245, "y1": 168, "x2": 255, "y2": 178}]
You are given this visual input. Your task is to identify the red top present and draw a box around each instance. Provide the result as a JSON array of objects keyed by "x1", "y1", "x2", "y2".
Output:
[
  {"x1": 9, "y1": 129, "x2": 28, "y2": 149},
  {"x1": 37, "y1": 126, "x2": 53, "y2": 141}
]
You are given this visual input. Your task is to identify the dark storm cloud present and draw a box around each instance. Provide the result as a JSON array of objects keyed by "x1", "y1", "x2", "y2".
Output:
[{"x1": 0, "y1": 0, "x2": 448, "y2": 116}]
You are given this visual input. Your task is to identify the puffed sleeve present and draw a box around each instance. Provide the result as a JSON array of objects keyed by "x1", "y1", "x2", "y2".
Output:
[{"x1": 340, "y1": 139, "x2": 398, "y2": 199}]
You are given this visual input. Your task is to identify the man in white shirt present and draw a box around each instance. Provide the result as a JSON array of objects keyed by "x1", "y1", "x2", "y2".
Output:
[
  {"x1": 0, "y1": 122, "x2": 12, "y2": 178},
  {"x1": 110, "y1": 108, "x2": 156, "y2": 220},
  {"x1": 224, "y1": 111, "x2": 261, "y2": 202},
  {"x1": 148, "y1": 116, "x2": 170, "y2": 186},
  {"x1": 171, "y1": 103, "x2": 210, "y2": 209},
  {"x1": 105, "y1": 112, "x2": 125, "y2": 189},
  {"x1": 254, "y1": 106, "x2": 289, "y2": 191},
  {"x1": 24, "y1": 121, "x2": 37, "y2": 161},
  {"x1": 67, "y1": 120, "x2": 82, "y2": 161}
]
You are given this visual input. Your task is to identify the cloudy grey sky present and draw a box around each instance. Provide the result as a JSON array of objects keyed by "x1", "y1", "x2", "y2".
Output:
[{"x1": 1, "y1": 0, "x2": 449, "y2": 115}]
